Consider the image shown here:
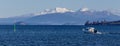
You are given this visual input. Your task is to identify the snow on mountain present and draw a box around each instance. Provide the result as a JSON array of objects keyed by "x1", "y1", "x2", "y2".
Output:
[
  {"x1": 80, "y1": 7, "x2": 89, "y2": 12},
  {"x1": 55, "y1": 7, "x2": 74, "y2": 13},
  {"x1": 108, "y1": 9, "x2": 120, "y2": 16},
  {"x1": 34, "y1": 7, "x2": 74, "y2": 15}
]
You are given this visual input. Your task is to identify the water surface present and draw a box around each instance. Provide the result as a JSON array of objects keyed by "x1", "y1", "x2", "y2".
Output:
[{"x1": 0, "y1": 25, "x2": 120, "y2": 46}]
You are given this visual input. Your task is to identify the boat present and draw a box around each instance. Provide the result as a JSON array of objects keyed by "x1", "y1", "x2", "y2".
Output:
[{"x1": 82, "y1": 27, "x2": 102, "y2": 34}]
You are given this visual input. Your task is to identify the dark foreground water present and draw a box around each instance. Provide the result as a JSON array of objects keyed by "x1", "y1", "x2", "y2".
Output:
[{"x1": 0, "y1": 25, "x2": 120, "y2": 46}]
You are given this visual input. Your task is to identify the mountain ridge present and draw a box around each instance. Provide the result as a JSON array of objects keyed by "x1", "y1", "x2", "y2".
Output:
[{"x1": 0, "y1": 7, "x2": 120, "y2": 25}]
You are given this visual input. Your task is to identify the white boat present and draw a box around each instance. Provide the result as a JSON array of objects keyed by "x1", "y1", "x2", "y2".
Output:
[{"x1": 82, "y1": 27, "x2": 102, "y2": 34}]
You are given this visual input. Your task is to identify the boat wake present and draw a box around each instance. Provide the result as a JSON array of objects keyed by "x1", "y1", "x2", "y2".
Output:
[{"x1": 82, "y1": 27, "x2": 120, "y2": 35}]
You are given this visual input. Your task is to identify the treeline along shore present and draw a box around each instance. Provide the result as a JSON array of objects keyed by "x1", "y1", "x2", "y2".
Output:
[{"x1": 85, "y1": 20, "x2": 120, "y2": 25}]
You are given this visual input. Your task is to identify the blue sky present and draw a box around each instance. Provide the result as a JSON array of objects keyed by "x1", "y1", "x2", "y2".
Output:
[{"x1": 0, "y1": 0, "x2": 120, "y2": 18}]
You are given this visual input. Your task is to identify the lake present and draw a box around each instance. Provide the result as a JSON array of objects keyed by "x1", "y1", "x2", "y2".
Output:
[{"x1": 0, "y1": 25, "x2": 120, "y2": 46}]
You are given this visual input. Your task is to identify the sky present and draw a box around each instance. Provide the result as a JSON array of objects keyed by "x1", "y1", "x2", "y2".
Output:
[{"x1": 0, "y1": 0, "x2": 120, "y2": 18}]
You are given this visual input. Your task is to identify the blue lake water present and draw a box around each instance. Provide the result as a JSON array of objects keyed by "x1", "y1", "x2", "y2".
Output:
[{"x1": 0, "y1": 25, "x2": 120, "y2": 46}]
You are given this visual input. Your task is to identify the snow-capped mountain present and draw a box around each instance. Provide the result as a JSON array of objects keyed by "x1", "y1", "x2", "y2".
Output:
[
  {"x1": 22, "y1": 8, "x2": 120, "y2": 25},
  {"x1": 0, "y1": 7, "x2": 120, "y2": 25}
]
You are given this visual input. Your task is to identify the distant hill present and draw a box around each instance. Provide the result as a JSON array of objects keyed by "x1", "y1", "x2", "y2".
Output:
[{"x1": 0, "y1": 7, "x2": 120, "y2": 25}]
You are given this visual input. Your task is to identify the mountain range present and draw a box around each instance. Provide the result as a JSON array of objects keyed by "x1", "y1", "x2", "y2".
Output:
[{"x1": 0, "y1": 7, "x2": 120, "y2": 25}]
